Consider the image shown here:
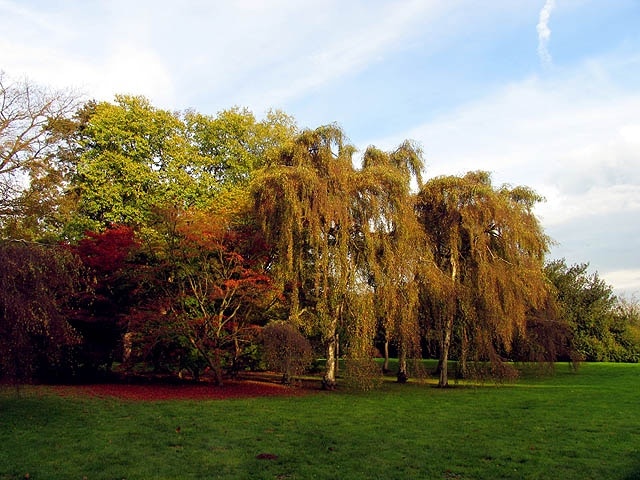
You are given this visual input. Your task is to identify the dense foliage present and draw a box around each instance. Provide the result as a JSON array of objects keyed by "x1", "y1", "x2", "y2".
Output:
[
  {"x1": 546, "y1": 259, "x2": 640, "y2": 362},
  {"x1": 1, "y1": 73, "x2": 638, "y2": 386},
  {"x1": 0, "y1": 241, "x2": 83, "y2": 382}
]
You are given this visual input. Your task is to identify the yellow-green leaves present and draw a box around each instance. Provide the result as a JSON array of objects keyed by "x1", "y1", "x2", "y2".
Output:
[{"x1": 416, "y1": 171, "x2": 551, "y2": 385}]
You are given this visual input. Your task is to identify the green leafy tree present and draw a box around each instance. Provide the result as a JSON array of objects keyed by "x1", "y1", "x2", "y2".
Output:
[
  {"x1": 70, "y1": 95, "x2": 201, "y2": 233},
  {"x1": 416, "y1": 171, "x2": 551, "y2": 386},
  {"x1": 611, "y1": 296, "x2": 640, "y2": 362},
  {"x1": 546, "y1": 260, "x2": 639, "y2": 361},
  {"x1": 185, "y1": 107, "x2": 296, "y2": 187},
  {"x1": 69, "y1": 97, "x2": 296, "y2": 240}
]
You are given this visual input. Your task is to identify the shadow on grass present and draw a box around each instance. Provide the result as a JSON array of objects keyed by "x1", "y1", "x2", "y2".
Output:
[{"x1": 623, "y1": 457, "x2": 640, "y2": 480}]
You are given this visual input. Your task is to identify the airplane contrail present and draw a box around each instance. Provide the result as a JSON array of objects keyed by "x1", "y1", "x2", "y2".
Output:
[{"x1": 537, "y1": 0, "x2": 556, "y2": 67}]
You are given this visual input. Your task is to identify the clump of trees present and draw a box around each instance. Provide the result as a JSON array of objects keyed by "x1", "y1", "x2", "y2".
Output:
[
  {"x1": 546, "y1": 260, "x2": 640, "y2": 362},
  {"x1": 1, "y1": 73, "x2": 638, "y2": 388}
]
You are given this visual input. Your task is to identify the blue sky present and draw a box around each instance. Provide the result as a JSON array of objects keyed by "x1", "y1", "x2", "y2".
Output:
[{"x1": 1, "y1": 0, "x2": 639, "y2": 294}]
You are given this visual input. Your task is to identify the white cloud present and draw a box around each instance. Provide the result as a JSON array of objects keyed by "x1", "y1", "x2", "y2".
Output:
[
  {"x1": 0, "y1": 1, "x2": 175, "y2": 105},
  {"x1": 537, "y1": 0, "x2": 556, "y2": 67},
  {"x1": 191, "y1": 0, "x2": 451, "y2": 111},
  {"x1": 360, "y1": 53, "x2": 640, "y2": 292},
  {"x1": 0, "y1": 0, "x2": 451, "y2": 111},
  {"x1": 601, "y1": 269, "x2": 640, "y2": 296}
]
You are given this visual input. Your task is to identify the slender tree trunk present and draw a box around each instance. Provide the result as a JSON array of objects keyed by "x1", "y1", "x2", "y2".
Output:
[
  {"x1": 439, "y1": 313, "x2": 454, "y2": 387},
  {"x1": 335, "y1": 332, "x2": 340, "y2": 377},
  {"x1": 323, "y1": 331, "x2": 338, "y2": 390},
  {"x1": 383, "y1": 334, "x2": 390, "y2": 373},
  {"x1": 397, "y1": 341, "x2": 408, "y2": 383},
  {"x1": 459, "y1": 324, "x2": 468, "y2": 379},
  {"x1": 439, "y1": 251, "x2": 458, "y2": 388}
]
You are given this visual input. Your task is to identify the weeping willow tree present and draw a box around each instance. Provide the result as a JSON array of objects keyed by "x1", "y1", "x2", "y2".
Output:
[
  {"x1": 416, "y1": 171, "x2": 551, "y2": 387},
  {"x1": 251, "y1": 125, "x2": 357, "y2": 388},
  {"x1": 357, "y1": 142, "x2": 433, "y2": 382},
  {"x1": 251, "y1": 127, "x2": 426, "y2": 388}
]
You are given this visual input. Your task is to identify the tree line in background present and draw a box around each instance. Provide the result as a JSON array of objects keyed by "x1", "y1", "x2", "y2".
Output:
[{"x1": 1, "y1": 72, "x2": 639, "y2": 389}]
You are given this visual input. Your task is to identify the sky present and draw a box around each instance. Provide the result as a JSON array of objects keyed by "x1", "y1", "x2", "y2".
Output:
[{"x1": 1, "y1": 0, "x2": 639, "y2": 295}]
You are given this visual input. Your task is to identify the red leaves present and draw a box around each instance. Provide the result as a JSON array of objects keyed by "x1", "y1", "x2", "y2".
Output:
[
  {"x1": 73, "y1": 224, "x2": 138, "y2": 273},
  {"x1": 49, "y1": 380, "x2": 305, "y2": 401},
  {"x1": 117, "y1": 208, "x2": 276, "y2": 382}
]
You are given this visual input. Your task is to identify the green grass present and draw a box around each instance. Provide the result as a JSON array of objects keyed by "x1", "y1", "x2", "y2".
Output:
[{"x1": 1, "y1": 363, "x2": 639, "y2": 479}]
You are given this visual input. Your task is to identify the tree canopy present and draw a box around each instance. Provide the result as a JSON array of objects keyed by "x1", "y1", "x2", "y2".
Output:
[{"x1": 1, "y1": 74, "x2": 637, "y2": 388}]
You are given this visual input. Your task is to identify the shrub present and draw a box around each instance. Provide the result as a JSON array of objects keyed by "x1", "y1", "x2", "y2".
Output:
[
  {"x1": 261, "y1": 321, "x2": 313, "y2": 384},
  {"x1": 342, "y1": 357, "x2": 383, "y2": 391}
]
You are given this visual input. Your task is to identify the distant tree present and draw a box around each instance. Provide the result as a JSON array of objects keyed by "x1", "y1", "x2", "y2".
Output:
[
  {"x1": 0, "y1": 72, "x2": 80, "y2": 240},
  {"x1": 546, "y1": 260, "x2": 639, "y2": 361},
  {"x1": 611, "y1": 296, "x2": 640, "y2": 362},
  {"x1": 416, "y1": 172, "x2": 551, "y2": 386},
  {"x1": 0, "y1": 241, "x2": 83, "y2": 383}
]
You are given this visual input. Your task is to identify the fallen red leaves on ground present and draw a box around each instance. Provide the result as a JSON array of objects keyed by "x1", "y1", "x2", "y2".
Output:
[{"x1": 48, "y1": 379, "x2": 313, "y2": 401}]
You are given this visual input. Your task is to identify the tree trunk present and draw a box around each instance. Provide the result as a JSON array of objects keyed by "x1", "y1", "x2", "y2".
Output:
[
  {"x1": 439, "y1": 250, "x2": 458, "y2": 388},
  {"x1": 323, "y1": 333, "x2": 338, "y2": 390},
  {"x1": 211, "y1": 348, "x2": 224, "y2": 386},
  {"x1": 383, "y1": 335, "x2": 390, "y2": 373},
  {"x1": 397, "y1": 341, "x2": 408, "y2": 383},
  {"x1": 438, "y1": 313, "x2": 454, "y2": 387},
  {"x1": 459, "y1": 324, "x2": 468, "y2": 379}
]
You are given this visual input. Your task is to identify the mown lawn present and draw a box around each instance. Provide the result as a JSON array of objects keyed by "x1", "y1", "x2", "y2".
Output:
[{"x1": 1, "y1": 362, "x2": 639, "y2": 479}]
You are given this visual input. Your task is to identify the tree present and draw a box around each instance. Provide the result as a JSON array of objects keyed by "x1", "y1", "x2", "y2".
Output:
[
  {"x1": 546, "y1": 260, "x2": 639, "y2": 361},
  {"x1": 611, "y1": 296, "x2": 640, "y2": 362},
  {"x1": 252, "y1": 126, "x2": 427, "y2": 388},
  {"x1": 0, "y1": 72, "x2": 80, "y2": 239},
  {"x1": 251, "y1": 125, "x2": 357, "y2": 388},
  {"x1": 70, "y1": 95, "x2": 198, "y2": 233},
  {"x1": 0, "y1": 241, "x2": 83, "y2": 383},
  {"x1": 69, "y1": 97, "x2": 296, "y2": 239},
  {"x1": 184, "y1": 107, "x2": 297, "y2": 187},
  {"x1": 357, "y1": 143, "x2": 430, "y2": 382},
  {"x1": 70, "y1": 225, "x2": 142, "y2": 375},
  {"x1": 416, "y1": 171, "x2": 551, "y2": 386},
  {"x1": 126, "y1": 207, "x2": 273, "y2": 385}
]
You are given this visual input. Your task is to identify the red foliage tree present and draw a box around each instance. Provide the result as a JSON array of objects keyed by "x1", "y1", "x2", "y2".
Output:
[
  {"x1": 70, "y1": 225, "x2": 143, "y2": 374},
  {"x1": 126, "y1": 209, "x2": 274, "y2": 385}
]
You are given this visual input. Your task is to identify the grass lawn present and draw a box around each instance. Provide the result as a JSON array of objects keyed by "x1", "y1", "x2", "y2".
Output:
[{"x1": 1, "y1": 362, "x2": 639, "y2": 479}]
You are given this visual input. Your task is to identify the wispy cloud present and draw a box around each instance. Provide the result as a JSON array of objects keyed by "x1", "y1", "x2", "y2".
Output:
[{"x1": 537, "y1": 0, "x2": 556, "y2": 67}]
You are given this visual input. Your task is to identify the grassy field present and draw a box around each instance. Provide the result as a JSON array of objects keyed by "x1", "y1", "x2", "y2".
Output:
[{"x1": 1, "y1": 362, "x2": 639, "y2": 479}]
